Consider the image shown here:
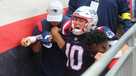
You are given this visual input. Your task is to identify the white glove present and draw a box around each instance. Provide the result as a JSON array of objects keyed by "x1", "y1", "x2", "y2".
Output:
[{"x1": 21, "y1": 36, "x2": 37, "y2": 47}]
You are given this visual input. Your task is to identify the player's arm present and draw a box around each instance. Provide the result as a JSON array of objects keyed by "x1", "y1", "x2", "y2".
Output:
[
  {"x1": 51, "y1": 26, "x2": 65, "y2": 49},
  {"x1": 21, "y1": 34, "x2": 42, "y2": 47},
  {"x1": 21, "y1": 31, "x2": 52, "y2": 47},
  {"x1": 20, "y1": 34, "x2": 43, "y2": 53},
  {"x1": 118, "y1": 0, "x2": 134, "y2": 31}
]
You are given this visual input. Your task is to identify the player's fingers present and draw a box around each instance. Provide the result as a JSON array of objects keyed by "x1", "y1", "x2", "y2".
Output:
[
  {"x1": 95, "y1": 52, "x2": 104, "y2": 61},
  {"x1": 21, "y1": 38, "x2": 31, "y2": 47}
]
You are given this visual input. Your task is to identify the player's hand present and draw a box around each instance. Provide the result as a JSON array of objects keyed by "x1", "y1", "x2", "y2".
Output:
[
  {"x1": 51, "y1": 26, "x2": 60, "y2": 34},
  {"x1": 95, "y1": 52, "x2": 104, "y2": 61},
  {"x1": 21, "y1": 36, "x2": 37, "y2": 47}
]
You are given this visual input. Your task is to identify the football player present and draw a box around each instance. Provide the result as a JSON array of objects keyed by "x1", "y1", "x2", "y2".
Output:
[
  {"x1": 51, "y1": 6, "x2": 110, "y2": 76},
  {"x1": 21, "y1": 1, "x2": 69, "y2": 76}
]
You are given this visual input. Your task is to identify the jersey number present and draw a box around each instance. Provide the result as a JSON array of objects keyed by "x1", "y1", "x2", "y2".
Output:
[{"x1": 65, "y1": 43, "x2": 84, "y2": 70}]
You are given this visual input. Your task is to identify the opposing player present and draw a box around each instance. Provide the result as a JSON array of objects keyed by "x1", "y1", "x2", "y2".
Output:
[{"x1": 21, "y1": 0, "x2": 69, "y2": 76}]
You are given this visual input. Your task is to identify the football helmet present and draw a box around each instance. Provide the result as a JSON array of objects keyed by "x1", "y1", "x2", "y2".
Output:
[
  {"x1": 71, "y1": 6, "x2": 98, "y2": 35},
  {"x1": 47, "y1": 0, "x2": 63, "y2": 22}
]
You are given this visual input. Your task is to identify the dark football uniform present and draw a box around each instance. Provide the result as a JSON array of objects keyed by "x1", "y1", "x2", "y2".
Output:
[
  {"x1": 33, "y1": 16, "x2": 69, "y2": 76},
  {"x1": 63, "y1": 32, "x2": 95, "y2": 76}
]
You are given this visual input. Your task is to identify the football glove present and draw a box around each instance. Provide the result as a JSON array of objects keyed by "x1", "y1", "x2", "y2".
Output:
[
  {"x1": 40, "y1": 31, "x2": 53, "y2": 48},
  {"x1": 21, "y1": 36, "x2": 37, "y2": 47}
]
